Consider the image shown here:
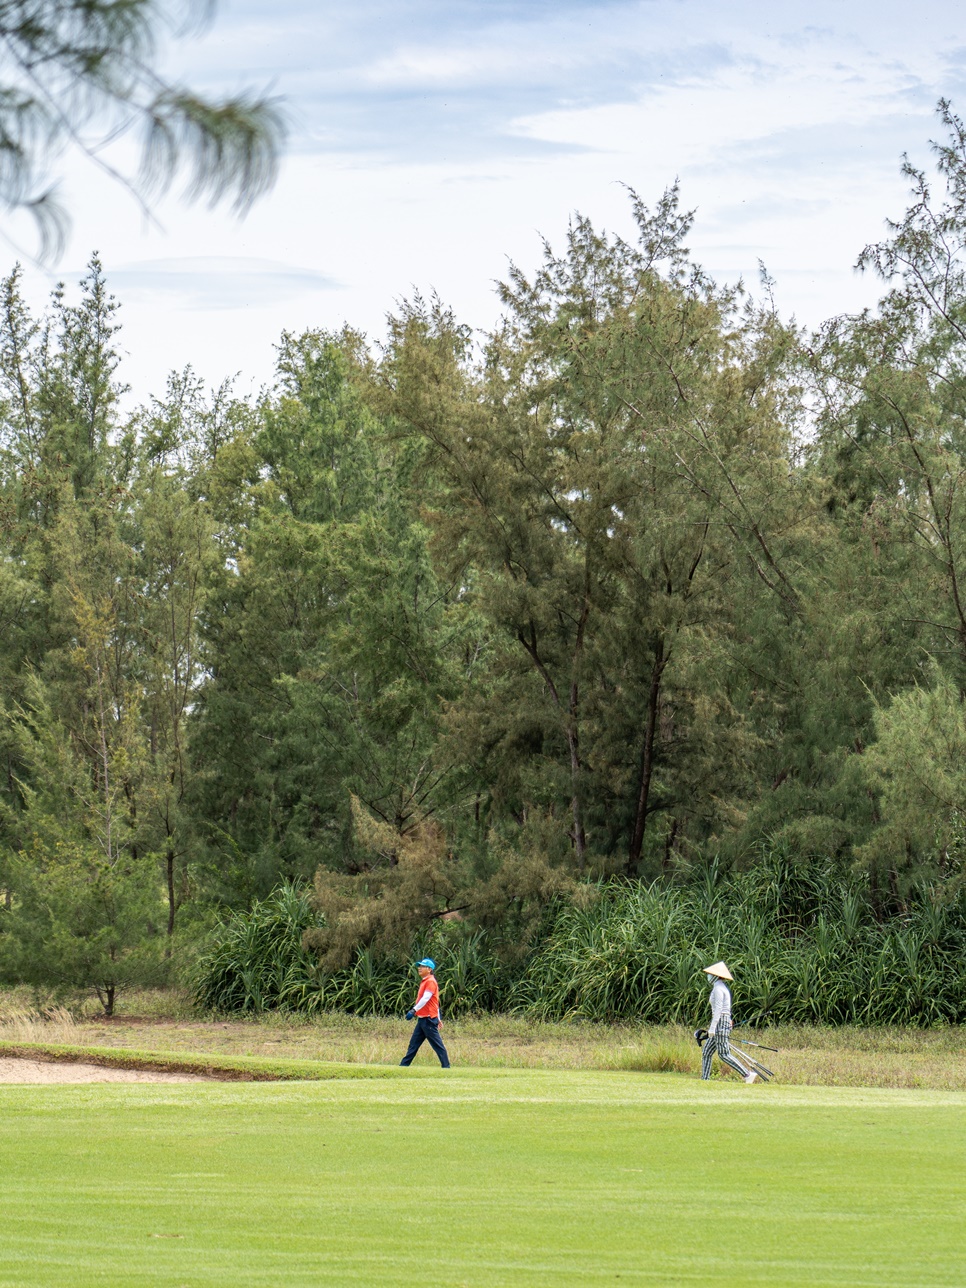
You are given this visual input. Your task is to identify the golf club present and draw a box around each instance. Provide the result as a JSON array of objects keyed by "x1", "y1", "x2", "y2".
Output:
[
  {"x1": 733, "y1": 1036, "x2": 779, "y2": 1053},
  {"x1": 731, "y1": 1044, "x2": 774, "y2": 1079},
  {"x1": 735, "y1": 1057, "x2": 773, "y2": 1082},
  {"x1": 732, "y1": 1021, "x2": 779, "y2": 1053}
]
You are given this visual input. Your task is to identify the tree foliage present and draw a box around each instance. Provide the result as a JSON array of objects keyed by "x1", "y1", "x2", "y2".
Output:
[
  {"x1": 8, "y1": 108, "x2": 966, "y2": 1009},
  {"x1": 0, "y1": 0, "x2": 284, "y2": 256}
]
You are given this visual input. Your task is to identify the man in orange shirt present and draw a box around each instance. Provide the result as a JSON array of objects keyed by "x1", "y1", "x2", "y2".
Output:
[{"x1": 399, "y1": 958, "x2": 450, "y2": 1068}]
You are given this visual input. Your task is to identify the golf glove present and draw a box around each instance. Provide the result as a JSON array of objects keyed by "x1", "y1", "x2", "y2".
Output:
[{"x1": 405, "y1": 1009, "x2": 415, "y2": 1020}]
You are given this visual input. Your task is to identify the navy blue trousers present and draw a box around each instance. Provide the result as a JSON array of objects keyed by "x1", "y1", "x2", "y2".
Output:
[{"x1": 400, "y1": 1017, "x2": 450, "y2": 1067}]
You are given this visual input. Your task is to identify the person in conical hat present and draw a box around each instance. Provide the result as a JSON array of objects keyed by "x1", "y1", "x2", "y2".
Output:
[{"x1": 700, "y1": 961, "x2": 757, "y2": 1083}]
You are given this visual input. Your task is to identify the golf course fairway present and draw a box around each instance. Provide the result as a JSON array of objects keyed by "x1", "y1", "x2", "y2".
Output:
[{"x1": 0, "y1": 1067, "x2": 962, "y2": 1287}]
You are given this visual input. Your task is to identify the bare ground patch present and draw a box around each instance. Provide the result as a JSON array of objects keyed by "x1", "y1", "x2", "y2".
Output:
[{"x1": 0, "y1": 1056, "x2": 204, "y2": 1083}]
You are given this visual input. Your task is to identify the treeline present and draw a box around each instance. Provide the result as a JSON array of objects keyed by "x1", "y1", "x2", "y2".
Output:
[{"x1": 4, "y1": 111, "x2": 966, "y2": 1011}]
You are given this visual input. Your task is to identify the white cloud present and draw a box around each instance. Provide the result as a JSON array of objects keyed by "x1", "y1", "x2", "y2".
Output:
[{"x1": 94, "y1": 258, "x2": 340, "y2": 310}]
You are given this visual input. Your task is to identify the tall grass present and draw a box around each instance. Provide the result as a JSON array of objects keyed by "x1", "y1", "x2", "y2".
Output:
[
  {"x1": 192, "y1": 884, "x2": 516, "y2": 1017},
  {"x1": 0, "y1": 1006, "x2": 80, "y2": 1044},
  {"x1": 520, "y1": 855, "x2": 966, "y2": 1025},
  {"x1": 193, "y1": 854, "x2": 966, "y2": 1026}
]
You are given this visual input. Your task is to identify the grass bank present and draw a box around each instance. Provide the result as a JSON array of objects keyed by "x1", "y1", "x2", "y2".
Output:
[
  {"x1": 0, "y1": 1071, "x2": 964, "y2": 1286},
  {"x1": 0, "y1": 1040, "x2": 414, "y2": 1082},
  {"x1": 1, "y1": 992, "x2": 965, "y2": 1089}
]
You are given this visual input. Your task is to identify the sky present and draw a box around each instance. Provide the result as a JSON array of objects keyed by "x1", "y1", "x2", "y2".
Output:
[{"x1": 9, "y1": 0, "x2": 966, "y2": 404}]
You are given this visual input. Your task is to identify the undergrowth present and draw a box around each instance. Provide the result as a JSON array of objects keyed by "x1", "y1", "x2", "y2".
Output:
[{"x1": 192, "y1": 851, "x2": 966, "y2": 1028}]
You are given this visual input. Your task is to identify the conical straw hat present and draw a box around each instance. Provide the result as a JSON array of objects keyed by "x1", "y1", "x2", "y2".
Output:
[{"x1": 703, "y1": 961, "x2": 734, "y2": 981}]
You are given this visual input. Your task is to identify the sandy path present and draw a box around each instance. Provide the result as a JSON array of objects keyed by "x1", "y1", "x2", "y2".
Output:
[{"x1": 0, "y1": 1057, "x2": 204, "y2": 1083}]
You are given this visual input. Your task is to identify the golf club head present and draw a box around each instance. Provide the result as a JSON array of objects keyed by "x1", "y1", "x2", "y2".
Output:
[{"x1": 694, "y1": 1028, "x2": 709, "y2": 1047}]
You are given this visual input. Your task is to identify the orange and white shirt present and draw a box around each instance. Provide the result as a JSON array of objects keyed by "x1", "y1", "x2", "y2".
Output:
[{"x1": 413, "y1": 974, "x2": 440, "y2": 1019}]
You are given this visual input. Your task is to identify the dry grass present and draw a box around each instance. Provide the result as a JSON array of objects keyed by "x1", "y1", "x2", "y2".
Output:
[
  {"x1": 0, "y1": 990, "x2": 964, "y2": 1088},
  {"x1": 0, "y1": 1006, "x2": 82, "y2": 1046}
]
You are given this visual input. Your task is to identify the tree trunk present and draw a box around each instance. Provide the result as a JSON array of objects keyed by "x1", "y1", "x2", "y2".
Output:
[
  {"x1": 627, "y1": 638, "x2": 667, "y2": 873},
  {"x1": 567, "y1": 584, "x2": 591, "y2": 866},
  {"x1": 517, "y1": 607, "x2": 589, "y2": 866},
  {"x1": 567, "y1": 722, "x2": 587, "y2": 865},
  {"x1": 166, "y1": 842, "x2": 176, "y2": 943},
  {"x1": 662, "y1": 817, "x2": 679, "y2": 873}
]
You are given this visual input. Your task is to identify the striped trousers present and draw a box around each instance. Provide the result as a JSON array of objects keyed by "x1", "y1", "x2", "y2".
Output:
[{"x1": 701, "y1": 1022, "x2": 752, "y2": 1080}]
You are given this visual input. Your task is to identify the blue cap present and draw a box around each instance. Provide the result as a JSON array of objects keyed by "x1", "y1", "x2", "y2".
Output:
[{"x1": 416, "y1": 958, "x2": 436, "y2": 970}]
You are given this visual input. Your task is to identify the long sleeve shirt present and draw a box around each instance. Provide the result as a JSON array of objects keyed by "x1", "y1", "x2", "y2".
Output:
[
  {"x1": 708, "y1": 980, "x2": 732, "y2": 1035},
  {"x1": 413, "y1": 974, "x2": 440, "y2": 1019}
]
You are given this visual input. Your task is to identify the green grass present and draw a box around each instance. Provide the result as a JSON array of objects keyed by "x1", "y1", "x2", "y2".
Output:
[{"x1": 0, "y1": 1068, "x2": 964, "y2": 1286}]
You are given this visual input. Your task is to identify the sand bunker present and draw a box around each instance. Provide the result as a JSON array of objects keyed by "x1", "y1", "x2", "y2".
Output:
[{"x1": 0, "y1": 1057, "x2": 204, "y2": 1083}]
